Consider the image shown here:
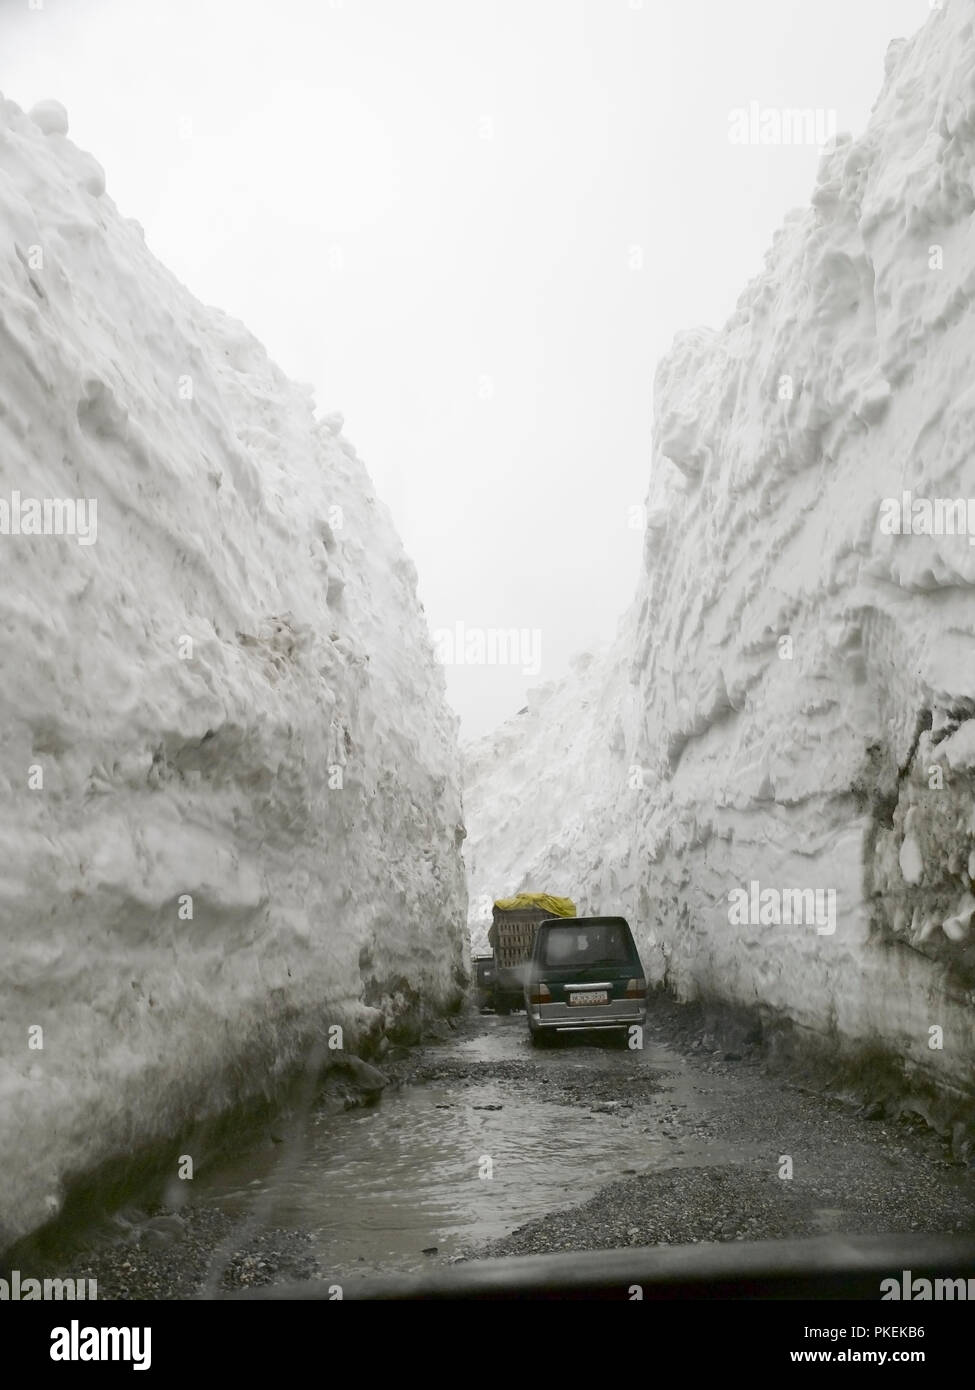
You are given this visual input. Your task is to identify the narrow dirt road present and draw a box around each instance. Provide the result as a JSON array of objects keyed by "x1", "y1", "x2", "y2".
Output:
[{"x1": 47, "y1": 999, "x2": 975, "y2": 1298}]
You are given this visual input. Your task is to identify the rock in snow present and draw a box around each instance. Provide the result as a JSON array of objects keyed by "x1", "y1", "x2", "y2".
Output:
[
  {"x1": 0, "y1": 94, "x2": 467, "y2": 1249},
  {"x1": 466, "y1": 3, "x2": 975, "y2": 1111}
]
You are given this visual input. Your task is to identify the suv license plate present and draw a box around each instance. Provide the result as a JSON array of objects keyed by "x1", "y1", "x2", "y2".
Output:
[{"x1": 568, "y1": 990, "x2": 608, "y2": 1006}]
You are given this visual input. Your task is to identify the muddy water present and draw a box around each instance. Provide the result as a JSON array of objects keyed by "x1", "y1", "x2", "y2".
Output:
[
  {"x1": 198, "y1": 1082, "x2": 654, "y2": 1279},
  {"x1": 192, "y1": 1016, "x2": 767, "y2": 1281}
]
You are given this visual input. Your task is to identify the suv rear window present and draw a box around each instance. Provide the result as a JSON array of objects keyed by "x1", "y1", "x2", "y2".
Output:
[{"x1": 539, "y1": 921, "x2": 634, "y2": 968}]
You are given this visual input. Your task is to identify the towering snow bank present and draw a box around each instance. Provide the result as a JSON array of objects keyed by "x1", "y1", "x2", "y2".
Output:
[
  {"x1": 464, "y1": 645, "x2": 633, "y2": 953},
  {"x1": 466, "y1": 1, "x2": 975, "y2": 1115},
  {"x1": 0, "y1": 97, "x2": 466, "y2": 1249}
]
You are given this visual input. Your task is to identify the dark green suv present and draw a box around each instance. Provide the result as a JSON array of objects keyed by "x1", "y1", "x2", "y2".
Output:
[{"x1": 523, "y1": 915, "x2": 647, "y2": 1045}]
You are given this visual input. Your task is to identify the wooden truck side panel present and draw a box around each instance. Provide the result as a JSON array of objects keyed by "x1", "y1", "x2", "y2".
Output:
[{"x1": 489, "y1": 907, "x2": 553, "y2": 1010}]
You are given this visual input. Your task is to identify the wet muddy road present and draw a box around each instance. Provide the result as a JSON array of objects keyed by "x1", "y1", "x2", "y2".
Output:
[{"x1": 53, "y1": 1002, "x2": 975, "y2": 1297}]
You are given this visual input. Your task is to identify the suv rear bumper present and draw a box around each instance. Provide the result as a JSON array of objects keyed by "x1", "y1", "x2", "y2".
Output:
[{"x1": 528, "y1": 1002, "x2": 646, "y2": 1032}]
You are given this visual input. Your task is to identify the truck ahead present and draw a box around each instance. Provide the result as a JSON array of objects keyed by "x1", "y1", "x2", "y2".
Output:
[{"x1": 486, "y1": 893, "x2": 576, "y2": 1013}]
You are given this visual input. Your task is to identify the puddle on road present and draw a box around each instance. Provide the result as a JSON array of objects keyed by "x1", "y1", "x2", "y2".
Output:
[
  {"x1": 196, "y1": 1078, "x2": 666, "y2": 1280},
  {"x1": 193, "y1": 1020, "x2": 768, "y2": 1282}
]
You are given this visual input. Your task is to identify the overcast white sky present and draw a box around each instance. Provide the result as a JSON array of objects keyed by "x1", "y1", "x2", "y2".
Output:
[{"x1": 1, "y1": 0, "x2": 929, "y2": 736}]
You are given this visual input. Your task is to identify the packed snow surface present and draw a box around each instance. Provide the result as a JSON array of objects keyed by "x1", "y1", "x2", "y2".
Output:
[
  {"x1": 0, "y1": 95, "x2": 467, "y2": 1248},
  {"x1": 466, "y1": 1, "x2": 975, "y2": 1113}
]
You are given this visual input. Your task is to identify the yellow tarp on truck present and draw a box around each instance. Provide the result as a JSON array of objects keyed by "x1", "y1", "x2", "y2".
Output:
[
  {"x1": 492, "y1": 894, "x2": 576, "y2": 917},
  {"x1": 487, "y1": 895, "x2": 578, "y2": 1012}
]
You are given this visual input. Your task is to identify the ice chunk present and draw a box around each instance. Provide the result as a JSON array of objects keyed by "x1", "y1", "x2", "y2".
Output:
[
  {"x1": 899, "y1": 835, "x2": 924, "y2": 887},
  {"x1": 943, "y1": 894, "x2": 975, "y2": 943},
  {"x1": 28, "y1": 99, "x2": 68, "y2": 136}
]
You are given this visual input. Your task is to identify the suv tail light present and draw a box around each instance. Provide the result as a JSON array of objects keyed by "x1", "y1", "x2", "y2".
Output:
[
  {"x1": 529, "y1": 982, "x2": 551, "y2": 1006},
  {"x1": 625, "y1": 978, "x2": 647, "y2": 999}
]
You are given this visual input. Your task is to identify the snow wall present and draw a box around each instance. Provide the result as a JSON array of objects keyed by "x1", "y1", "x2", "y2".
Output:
[
  {"x1": 465, "y1": 1, "x2": 975, "y2": 1125},
  {"x1": 0, "y1": 96, "x2": 468, "y2": 1250}
]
